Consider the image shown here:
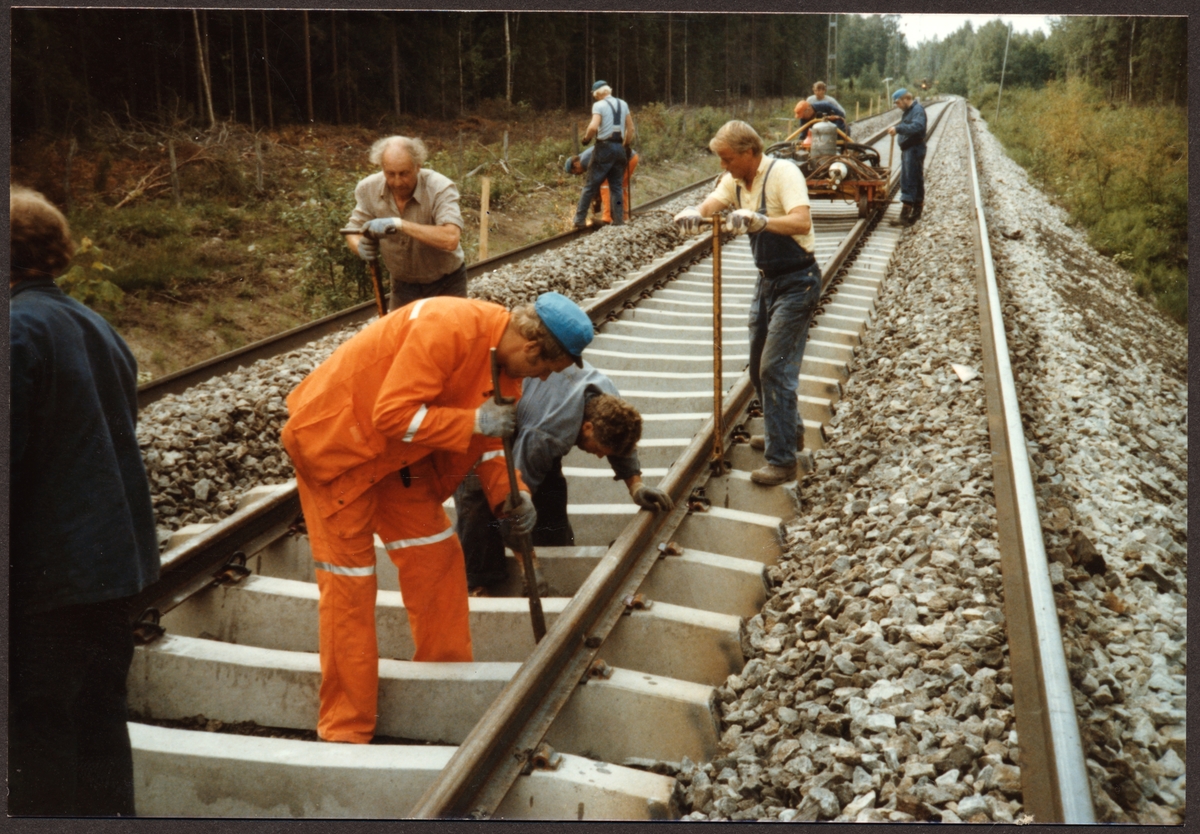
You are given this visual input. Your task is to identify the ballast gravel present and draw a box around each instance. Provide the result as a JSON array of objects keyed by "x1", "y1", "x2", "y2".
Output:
[{"x1": 675, "y1": 102, "x2": 1184, "y2": 825}]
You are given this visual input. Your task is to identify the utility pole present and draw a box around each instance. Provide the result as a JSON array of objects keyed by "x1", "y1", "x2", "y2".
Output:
[
  {"x1": 826, "y1": 14, "x2": 838, "y2": 94},
  {"x1": 996, "y1": 21, "x2": 1013, "y2": 122}
]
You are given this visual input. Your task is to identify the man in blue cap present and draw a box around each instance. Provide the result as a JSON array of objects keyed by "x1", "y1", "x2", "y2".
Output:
[
  {"x1": 886, "y1": 88, "x2": 927, "y2": 226},
  {"x1": 281, "y1": 291, "x2": 592, "y2": 743},
  {"x1": 573, "y1": 81, "x2": 635, "y2": 229}
]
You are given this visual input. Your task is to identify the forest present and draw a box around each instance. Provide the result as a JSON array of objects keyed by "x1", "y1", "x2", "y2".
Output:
[{"x1": 10, "y1": 11, "x2": 1189, "y2": 363}]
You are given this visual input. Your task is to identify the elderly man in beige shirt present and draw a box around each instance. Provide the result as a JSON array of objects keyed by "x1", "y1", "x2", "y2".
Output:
[{"x1": 346, "y1": 135, "x2": 467, "y2": 310}]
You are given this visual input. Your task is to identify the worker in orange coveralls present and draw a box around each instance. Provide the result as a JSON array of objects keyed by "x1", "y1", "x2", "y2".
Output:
[{"x1": 281, "y1": 292, "x2": 594, "y2": 743}]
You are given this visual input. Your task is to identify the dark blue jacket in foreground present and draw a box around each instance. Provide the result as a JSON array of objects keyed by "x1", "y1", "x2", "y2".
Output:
[
  {"x1": 894, "y1": 100, "x2": 927, "y2": 151},
  {"x1": 9, "y1": 279, "x2": 159, "y2": 614}
]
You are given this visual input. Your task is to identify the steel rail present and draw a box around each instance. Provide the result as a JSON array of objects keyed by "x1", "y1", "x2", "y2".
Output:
[
  {"x1": 964, "y1": 104, "x2": 1094, "y2": 823},
  {"x1": 405, "y1": 123, "x2": 941, "y2": 813},
  {"x1": 136, "y1": 174, "x2": 720, "y2": 409}
]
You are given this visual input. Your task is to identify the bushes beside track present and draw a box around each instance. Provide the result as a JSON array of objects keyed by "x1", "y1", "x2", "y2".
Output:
[{"x1": 975, "y1": 79, "x2": 1187, "y2": 323}]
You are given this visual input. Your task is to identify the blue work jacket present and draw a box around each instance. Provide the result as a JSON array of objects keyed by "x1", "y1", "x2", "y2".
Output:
[
  {"x1": 9, "y1": 279, "x2": 159, "y2": 614},
  {"x1": 894, "y1": 100, "x2": 927, "y2": 151}
]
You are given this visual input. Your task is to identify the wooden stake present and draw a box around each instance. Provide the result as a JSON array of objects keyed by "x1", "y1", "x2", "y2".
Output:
[
  {"x1": 168, "y1": 139, "x2": 181, "y2": 207},
  {"x1": 479, "y1": 176, "x2": 491, "y2": 261},
  {"x1": 254, "y1": 135, "x2": 264, "y2": 193}
]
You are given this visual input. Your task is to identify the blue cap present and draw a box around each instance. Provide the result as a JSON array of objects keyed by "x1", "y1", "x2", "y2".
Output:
[
  {"x1": 892, "y1": 88, "x2": 908, "y2": 101},
  {"x1": 592, "y1": 80, "x2": 609, "y2": 93},
  {"x1": 563, "y1": 155, "x2": 578, "y2": 174},
  {"x1": 535, "y1": 291, "x2": 593, "y2": 367}
]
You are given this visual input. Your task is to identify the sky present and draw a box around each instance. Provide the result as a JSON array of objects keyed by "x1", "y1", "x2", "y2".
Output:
[{"x1": 897, "y1": 14, "x2": 1054, "y2": 46}]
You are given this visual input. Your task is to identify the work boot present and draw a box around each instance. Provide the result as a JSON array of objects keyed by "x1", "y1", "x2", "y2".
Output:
[
  {"x1": 750, "y1": 461, "x2": 798, "y2": 486},
  {"x1": 907, "y1": 202, "x2": 924, "y2": 225},
  {"x1": 891, "y1": 203, "x2": 912, "y2": 227},
  {"x1": 750, "y1": 431, "x2": 805, "y2": 452}
]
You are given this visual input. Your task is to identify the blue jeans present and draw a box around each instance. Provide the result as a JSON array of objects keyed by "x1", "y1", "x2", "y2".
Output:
[
  {"x1": 747, "y1": 263, "x2": 823, "y2": 468},
  {"x1": 574, "y1": 141, "x2": 627, "y2": 226},
  {"x1": 900, "y1": 144, "x2": 926, "y2": 205}
]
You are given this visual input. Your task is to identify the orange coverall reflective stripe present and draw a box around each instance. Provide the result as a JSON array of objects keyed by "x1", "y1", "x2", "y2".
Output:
[{"x1": 282, "y1": 297, "x2": 526, "y2": 743}]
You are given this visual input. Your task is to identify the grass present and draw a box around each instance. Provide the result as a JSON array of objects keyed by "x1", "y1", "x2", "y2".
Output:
[{"x1": 975, "y1": 79, "x2": 1187, "y2": 323}]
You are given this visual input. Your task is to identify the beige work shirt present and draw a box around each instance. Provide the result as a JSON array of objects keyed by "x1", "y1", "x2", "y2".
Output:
[
  {"x1": 708, "y1": 155, "x2": 816, "y2": 253},
  {"x1": 348, "y1": 168, "x2": 465, "y2": 284}
]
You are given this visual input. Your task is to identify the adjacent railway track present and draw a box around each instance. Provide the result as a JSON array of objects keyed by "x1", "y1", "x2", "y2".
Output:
[{"x1": 123, "y1": 98, "x2": 1092, "y2": 821}]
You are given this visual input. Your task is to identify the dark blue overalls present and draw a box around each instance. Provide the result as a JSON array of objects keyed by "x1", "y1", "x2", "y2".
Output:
[
  {"x1": 573, "y1": 97, "x2": 629, "y2": 227},
  {"x1": 740, "y1": 160, "x2": 823, "y2": 468}
]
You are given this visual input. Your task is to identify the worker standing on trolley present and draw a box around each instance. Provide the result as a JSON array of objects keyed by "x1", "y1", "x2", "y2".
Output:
[
  {"x1": 886, "y1": 89, "x2": 927, "y2": 226},
  {"x1": 281, "y1": 292, "x2": 593, "y2": 744},
  {"x1": 573, "y1": 81, "x2": 635, "y2": 229},
  {"x1": 345, "y1": 136, "x2": 467, "y2": 310},
  {"x1": 672, "y1": 120, "x2": 820, "y2": 487}
]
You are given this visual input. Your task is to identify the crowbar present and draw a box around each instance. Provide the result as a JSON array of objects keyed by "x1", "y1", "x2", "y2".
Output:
[
  {"x1": 490, "y1": 348, "x2": 547, "y2": 642},
  {"x1": 339, "y1": 227, "x2": 388, "y2": 317}
]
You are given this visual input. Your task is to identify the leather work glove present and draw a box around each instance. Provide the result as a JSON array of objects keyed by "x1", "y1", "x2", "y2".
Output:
[
  {"x1": 726, "y1": 209, "x2": 769, "y2": 235},
  {"x1": 474, "y1": 398, "x2": 517, "y2": 438},
  {"x1": 356, "y1": 236, "x2": 379, "y2": 262},
  {"x1": 499, "y1": 491, "x2": 537, "y2": 546},
  {"x1": 632, "y1": 483, "x2": 674, "y2": 512},
  {"x1": 364, "y1": 216, "x2": 404, "y2": 238},
  {"x1": 672, "y1": 207, "x2": 706, "y2": 234}
]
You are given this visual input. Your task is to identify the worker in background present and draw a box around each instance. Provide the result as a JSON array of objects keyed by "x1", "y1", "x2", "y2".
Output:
[
  {"x1": 887, "y1": 88, "x2": 927, "y2": 226},
  {"x1": 807, "y1": 80, "x2": 846, "y2": 119},
  {"x1": 345, "y1": 135, "x2": 466, "y2": 310},
  {"x1": 573, "y1": 80, "x2": 635, "y2": 229},
  {"x1": 281, "y1": 292, "x2": 594, "y2": 744},
  {"x1": 565, "y1": 145, "x2": 639, "y2": 225},
  {"x1": 672, "y1": 121, "x2": 820, "y2": 487},
  {"x1": 9, "y1": 186, "x2": 160, "y2": 815},
  {"x1": 454, "y1": 361, "x2": 673, "y2": 596},
  {"x1": 793, "y1": 99, "x2": 849, "y2": 142}
]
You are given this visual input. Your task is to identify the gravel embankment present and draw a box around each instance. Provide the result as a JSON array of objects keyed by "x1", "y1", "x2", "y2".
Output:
[
  {"x1": 138, "y1": 212, "x2": 692, "y2": 539},
  {"x1": 969, "y1": 106, "x2": 1186, "y2": 824},
  {"x1": 675, "y1": 102, "x2": 1185, "y2": 824}
]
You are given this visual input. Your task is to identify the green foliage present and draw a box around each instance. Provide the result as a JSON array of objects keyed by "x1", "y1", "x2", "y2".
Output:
[
  {"x1": 57, "y1": 237, "x2": 125, "y2": 310},
  {"x1": 278, "y1": 159, "x2": 371, "y2": 317},
  {"x1": 987, "y1": 79, "x2": 1187, "y2": 323}
]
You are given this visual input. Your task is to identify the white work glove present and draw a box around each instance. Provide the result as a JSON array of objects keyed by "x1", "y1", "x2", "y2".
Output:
[
  {"x1": 364, "y1": 216, "x2": 404, "y2": 238},
  {"x1": 725, "y1": 209, "x2": 769, "y2": 235},
  {"x1": 632, "y1": 483, "x2": 673, "y2": 512},
  {"x1": 474, "y1": 398, "x2": 517, "y2": 438},
  {"x1": 499, "y1": 491, "x2": 537, "y2": 545},
  {"x1": 356, "y1": 236, "x2": 379, "y2": 261},
  {"x1": 672, "y1": 207, "x2": 706, "y2": 234}
]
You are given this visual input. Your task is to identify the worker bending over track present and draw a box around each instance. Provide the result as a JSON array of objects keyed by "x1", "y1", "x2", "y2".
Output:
[
  {"x1": 282, "y1": 292, "x2": 593, "y2": 743},
  {"x1": 454, "y1": 360, "x2": 672, "y2": 596},
  {"x1": 673, "y1": 120, "x2": 821, "y2": 487},
  {"x1": 565, "y1": 146, "x2": 639, "y2": 225}
]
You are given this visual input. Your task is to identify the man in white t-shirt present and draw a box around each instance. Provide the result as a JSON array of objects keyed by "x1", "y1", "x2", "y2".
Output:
[{"x1": 673, "y1": 121, "x2": 822, "y2": 486}]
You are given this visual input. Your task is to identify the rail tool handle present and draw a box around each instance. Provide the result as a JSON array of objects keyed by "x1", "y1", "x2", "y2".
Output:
[
  {"x1": 489, "y1": 348, "x2": 547, "y2": 642},
  {"x1": 339, "y1": 227, "x2": 388, "y2": 318}
]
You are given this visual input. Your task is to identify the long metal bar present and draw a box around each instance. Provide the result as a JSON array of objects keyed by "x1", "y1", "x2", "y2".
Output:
[
  {"x1": 710, "y1": 218, "x2": 727, "y2": 473},
  {"x1": 964, "y1": 103, "x2": 1094, "y2": 823},
  {"x1": 490, "y1": 348, "x2": 546, "y2": 643}
]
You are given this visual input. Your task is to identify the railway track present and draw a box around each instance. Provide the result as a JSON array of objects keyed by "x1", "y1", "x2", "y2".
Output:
[{"x1": 122, "y1": 98, "x2": 1091, "y2": 821}]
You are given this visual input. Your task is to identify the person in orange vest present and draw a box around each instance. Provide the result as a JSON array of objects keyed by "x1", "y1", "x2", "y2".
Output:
[
  {"x1": 565, "y1": 145, "x2": 639, "y2": 225},
  {"x1": 281, "y1": 292, "x2": 594, "y2": 744}
]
